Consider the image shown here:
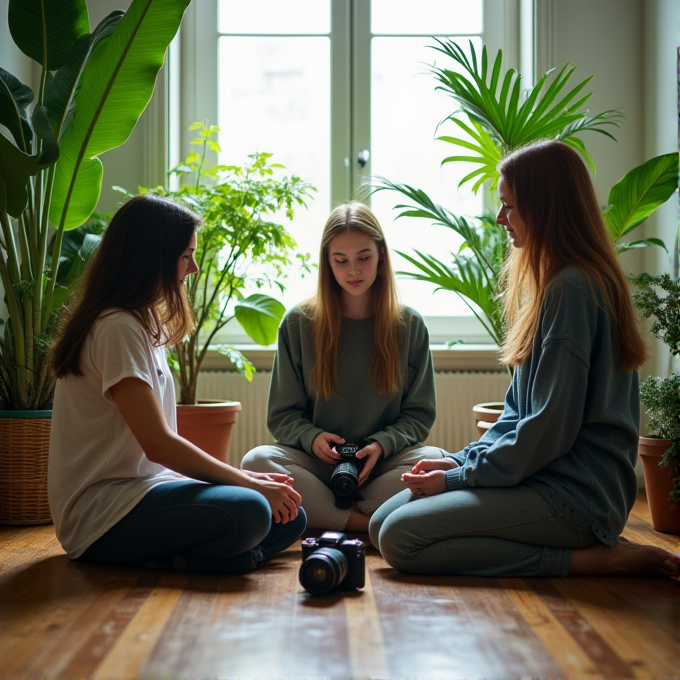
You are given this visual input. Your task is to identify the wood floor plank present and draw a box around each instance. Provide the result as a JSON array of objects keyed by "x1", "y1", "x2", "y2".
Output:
[
  {"x1": 0, "y1": 560, "x2": 129, "y2": 676},
  {"x1": 92, "y1": 572, "x2": 188, "y2": 680},
  {"x1": 176, "y1": 548, "x2": 354, "y2": 679},
  {"x1": 502, "y1": 577, "x2": 602, "y2": 679},
  {"x1": 369, "y1": 570, "x2": 562, "y2": 679},
  {"x1": 553, "y1": 578, "x2": 680, "y2": 680},
  {"x1": 532, "y1": 579, "x2": 635, "y2": 678},
  {"x1": 137, "y1": 571, "x2": 221, "y2": 676},
  {"x1": 1, "y1": 493, "x2": 677, "y2": 679},
  {"x1": 345, "y1": 552, "x2": 390, "y2": 679}
]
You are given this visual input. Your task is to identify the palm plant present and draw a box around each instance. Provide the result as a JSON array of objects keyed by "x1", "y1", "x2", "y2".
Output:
[{"x1": 372, "y1": 39, "x2": 679, "y2": 355}]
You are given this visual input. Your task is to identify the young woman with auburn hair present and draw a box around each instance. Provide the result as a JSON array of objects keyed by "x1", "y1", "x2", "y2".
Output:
[
  {"x1": 241, "y1": 202, "x2": 445, "y2": 532},
  {"x1": 49, "y1": 194, "x2": 306, "y2": 574},
  {"x1": 369, "y1": 141, "x2": 680, "y2": 578}
]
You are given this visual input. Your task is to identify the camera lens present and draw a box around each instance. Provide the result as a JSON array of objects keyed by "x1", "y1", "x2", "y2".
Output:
[
  {"x1": 299, "y1": 547, "x2": 348, "y2": 595},
  {"x1": 330, "y1": 461, "x2": 359, "y2": 500}
]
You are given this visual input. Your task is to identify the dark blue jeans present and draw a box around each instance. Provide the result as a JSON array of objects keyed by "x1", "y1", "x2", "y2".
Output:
[{"x1": 79, "y1": 480, "x2": 307, "y2": 574}]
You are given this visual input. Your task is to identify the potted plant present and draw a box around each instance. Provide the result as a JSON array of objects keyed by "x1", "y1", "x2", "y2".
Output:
[
  {"x1": 0, "y1": 0, "x2": 190, "y2": 524},
  {"x1": 370, "y1": 39, "x2": 678, "y2": 434},
  {"x1": 632, "y1": 272, "x2": 680, "y2": 533},
  {"x1": 125, "y1": 122, "x2": 314, "y2": 462}
]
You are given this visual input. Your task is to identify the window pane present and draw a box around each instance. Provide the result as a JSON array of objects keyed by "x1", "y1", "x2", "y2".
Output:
[
  {"x1": 218, "y1": 36, "x2": 330, "y2": 308},
  {"x1": 218, "y1": 0, "x2": 330, "y2": 35},
  {"x1": 372, "y1": 0, "x2": 482, "y2": 35},
  {"x1": 371, "y1": 37, "x2": 484, "y2": 316}
]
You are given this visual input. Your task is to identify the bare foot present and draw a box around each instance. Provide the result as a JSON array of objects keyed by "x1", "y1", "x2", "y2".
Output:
[
  {"x1": 343, "y1": 506, "x2": 370, "y2": 533},
  {"x1": 569, "y1": 537, "x2": 680, "y2": 578}
]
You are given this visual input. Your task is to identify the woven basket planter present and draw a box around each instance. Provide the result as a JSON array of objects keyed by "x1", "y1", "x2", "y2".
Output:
[{"x1": 0, "y1": 411, "x2": 53, "y2": 525}]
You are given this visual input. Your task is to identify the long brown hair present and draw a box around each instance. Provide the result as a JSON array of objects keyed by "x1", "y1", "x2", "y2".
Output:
[
  {"x1": 51, "y1": 194, "x2": 200, "y2": 377},
  {"x1": 305, "y1": 202, "x2": 404, "y2": 399},
  {"x1": 498, "y1": 140, "x2": 647, "y2": 371}
]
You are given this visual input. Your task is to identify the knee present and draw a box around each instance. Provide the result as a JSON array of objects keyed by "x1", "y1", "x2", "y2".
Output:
[
  {"x1": 241, "y1": 445, "x2": 278, "y2": 472},
  {"x1": 374, "y1": 518, "x2": 420, "y2": 573}
]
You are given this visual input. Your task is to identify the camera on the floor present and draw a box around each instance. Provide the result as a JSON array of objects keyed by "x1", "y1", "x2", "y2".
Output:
[
  {"x1": 299, "y1": 531, "x2": 366, "y2": 595},
  {"x1": 329, "y1": 443, "x2": 363, "y2": 509}
]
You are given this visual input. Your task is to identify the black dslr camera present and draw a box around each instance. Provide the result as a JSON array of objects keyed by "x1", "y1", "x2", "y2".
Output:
[
  {"x1": 329, "y1": 443, "x2": 363, "y2": 509},
  {"x1": 299, "y1": 531, "x2": 366, "y2": 595}
]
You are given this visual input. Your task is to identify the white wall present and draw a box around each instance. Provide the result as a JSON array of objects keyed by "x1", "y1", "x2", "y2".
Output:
[{"x1": 642, "y1": 0, "x2": 680, "y2": 379}]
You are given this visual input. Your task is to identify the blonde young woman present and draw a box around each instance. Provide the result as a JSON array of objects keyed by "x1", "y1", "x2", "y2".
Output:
[
  {"x1": 369, "y1": 141, "x2": 680, "y2": 578},
  {"x1": 241, "y1": 202, "x2": 445, "y2": 532},
  {"x1": 49, "y1": 195, "x2": 305, "y2": 574}
]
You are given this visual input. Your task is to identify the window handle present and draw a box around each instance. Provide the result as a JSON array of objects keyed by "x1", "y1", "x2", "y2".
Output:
[{"x1": 357, "y1": 149, "x2": 370, "y2": 167}]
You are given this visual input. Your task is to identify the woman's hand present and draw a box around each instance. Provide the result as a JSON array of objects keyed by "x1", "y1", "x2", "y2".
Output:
[
  {"x1": 248, "y1": 476, "x2": 302, "y2": 524},
  {"x1": 311, "y1": 432, "x2": 344, "y2": 464},
  {"x1": 243, "y1": 470, "x2": 295, "y2": 487},
  {"x1": 356, "y1": 441, "x2": 384, "y2": 487},
  {"x1": 411, "y1": 458, "x2": 458, "y2": 474},
  {"x1": 401, "y1": 457, "x2": 458, "y2": 498}
]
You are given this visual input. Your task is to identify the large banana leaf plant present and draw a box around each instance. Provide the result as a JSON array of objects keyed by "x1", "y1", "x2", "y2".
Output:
[
  {"x1": 373, "y1": 39, "x2": 679, "y2": 356},
  {"x1": 0, "y1": 0, "x2": 191, "y2": 410}
]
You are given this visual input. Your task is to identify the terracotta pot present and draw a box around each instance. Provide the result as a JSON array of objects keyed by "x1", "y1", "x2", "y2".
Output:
[
  {"x1": 0, "y1": 410, "x2": 53, "y2": 525},
  {"x1": 638, "y1": 436, "x2": 680, "y2": 534},
  {"x1": 176, "y1": 400, "x2": 242, "y2": 464},
  {"x1": 472, "y1": 401, "x2": 505, "y2": 439}
]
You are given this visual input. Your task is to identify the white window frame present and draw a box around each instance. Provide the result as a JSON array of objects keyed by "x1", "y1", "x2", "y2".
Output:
[{"x1": 166, "y1": 0, "x2": 521, "y2": 364}]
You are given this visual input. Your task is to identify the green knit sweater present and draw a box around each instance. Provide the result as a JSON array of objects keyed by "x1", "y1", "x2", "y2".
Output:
[{"x1": 267, "y1": 305, "x2": 436, "y2": 458}]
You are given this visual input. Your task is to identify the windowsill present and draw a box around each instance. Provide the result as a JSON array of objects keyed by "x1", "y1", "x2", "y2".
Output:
[{"x1": 199, "y1": 343, "x2": 505, "y2": 373}]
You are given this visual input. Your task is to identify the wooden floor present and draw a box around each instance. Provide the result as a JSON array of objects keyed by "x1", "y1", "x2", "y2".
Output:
[{"x1": 0, "y1": 491, "x2": 678, "y2": 679}]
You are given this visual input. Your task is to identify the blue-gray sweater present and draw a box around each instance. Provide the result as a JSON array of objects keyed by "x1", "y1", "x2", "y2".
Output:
[{"x1": 445, "y1": 267, "x2": 640, "y2": 545}]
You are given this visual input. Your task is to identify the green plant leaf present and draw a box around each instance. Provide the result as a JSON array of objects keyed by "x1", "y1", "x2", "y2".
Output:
[
  {"x1": 235, "y1": 294, "x2": 286, "y2": 346},
  {"x1": 0, "y1": 132, "x2": 50, "y2": 216},
  {"x1": 31, "y1": 105, "x2": 60, "y2": 165},
  {"x1": 616, "y1": 238, "x2": 668, "y2": 255},
  {"x1": 429, "y1": 38, "x2": 621, "y2": 190},
  {"x1": 215, "y1": 346, "x2": 255, "y2": 381},
  {"x1": 49, "y1": 0, "x2": 191, "y2": 231},
  {"x1": 0, "y1": 68, "x2": 33, "y2": 151},
  {"x1": 44, "y1": 12, "x2": 124, "y2": 139},
  {"x1": 8, "y1": 0, "x2": 90, "y2": 70},
  {"x1": 604, "y1": 152, "x2": 679, "y2": 242}
]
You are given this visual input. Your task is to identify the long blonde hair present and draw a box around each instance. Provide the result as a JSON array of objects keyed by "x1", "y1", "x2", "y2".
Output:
[
  {"x1": 498, "y1": 140, "x2": 647, "y2": 371},
  {"x1": 305, "y1": 202, "x2": 404, "y2": 399}
]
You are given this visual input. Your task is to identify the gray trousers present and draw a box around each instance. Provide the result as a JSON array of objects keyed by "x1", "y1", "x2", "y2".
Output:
[
  {"x1": 369, "y1": 484, "x2": 598, "y2": 577},
  {"x1": 241, "y1": 444, "x2": 446, "y2": 531}
]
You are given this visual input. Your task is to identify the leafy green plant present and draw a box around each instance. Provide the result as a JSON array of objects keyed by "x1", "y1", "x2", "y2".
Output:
[
  {"x1": 633, "y1": 273, "x2": 680, "y2": 504},
  {"x1": 430, "y1": 39, "x2": 622, "y2": 192},
  {"x1": 0, "y1": 0, "x2": 190, "y2": 410},
  {"x1": 372, "y1": 39, "x2": 678, "y2": 355},
  {"x1": 125, "y1": 122, "x2": 315, "y2": 405}
]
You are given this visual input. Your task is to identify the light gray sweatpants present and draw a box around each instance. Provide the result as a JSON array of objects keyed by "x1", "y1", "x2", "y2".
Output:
[
  {"x1": 369, "y1": 484, "x2": 598, "y2": 577},
  {"x1": 241, "y1": 444, "x2": 446, "y2": 531}
]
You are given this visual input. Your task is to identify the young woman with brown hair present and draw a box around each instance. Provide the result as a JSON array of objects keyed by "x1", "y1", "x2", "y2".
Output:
[
  {"x1": 369, "y1": 141, "x2": 680, "y2": 578},
  {"x1": 49, "y1": 194, "x2": 306, "y2": 574},
  {"x1": 241, "y1": 202, "x2": 445, "y2": 532}
]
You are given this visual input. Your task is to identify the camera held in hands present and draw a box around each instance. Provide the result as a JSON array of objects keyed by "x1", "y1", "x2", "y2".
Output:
[
  {"x1": 299, "y1": 531, "x2": 366, "y2": 595},
  {"x1": 329, "y1": 442, "x2": 364, "y2": 509}
]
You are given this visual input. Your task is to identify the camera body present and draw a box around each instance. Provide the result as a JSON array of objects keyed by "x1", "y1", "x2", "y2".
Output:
[
  {"x1": 329, "y1": 442, "x2": 363, "y2": 509},
  {"x1": 299, "y1": 531, "x2": 366, "y2": 595}
]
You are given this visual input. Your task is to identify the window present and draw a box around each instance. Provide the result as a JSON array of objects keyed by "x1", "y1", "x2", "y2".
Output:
[{"x1": 176, "y1": 0, "x2": 518, "y2": 345}]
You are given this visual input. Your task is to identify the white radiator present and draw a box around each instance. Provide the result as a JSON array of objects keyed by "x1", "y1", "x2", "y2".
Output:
[{"x1": 196, "y1": 370, "x2": 511, "y2": 466}]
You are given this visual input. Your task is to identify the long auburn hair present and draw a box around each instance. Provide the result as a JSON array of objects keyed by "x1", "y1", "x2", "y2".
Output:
[
  {"x1": 498, "y1": 140, "x2": 647, "y2": 371},
  {"x1": 304, "y1": 202, "x2": 404, "y2": 399},
  {"x1": 51, "y1": 194, "x2": 200, "y2": 378}
]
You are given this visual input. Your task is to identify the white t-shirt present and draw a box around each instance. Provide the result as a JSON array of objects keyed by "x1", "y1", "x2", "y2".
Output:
[{"x1": 49, "y1": 311, "x2": 182, "y2": 558}]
